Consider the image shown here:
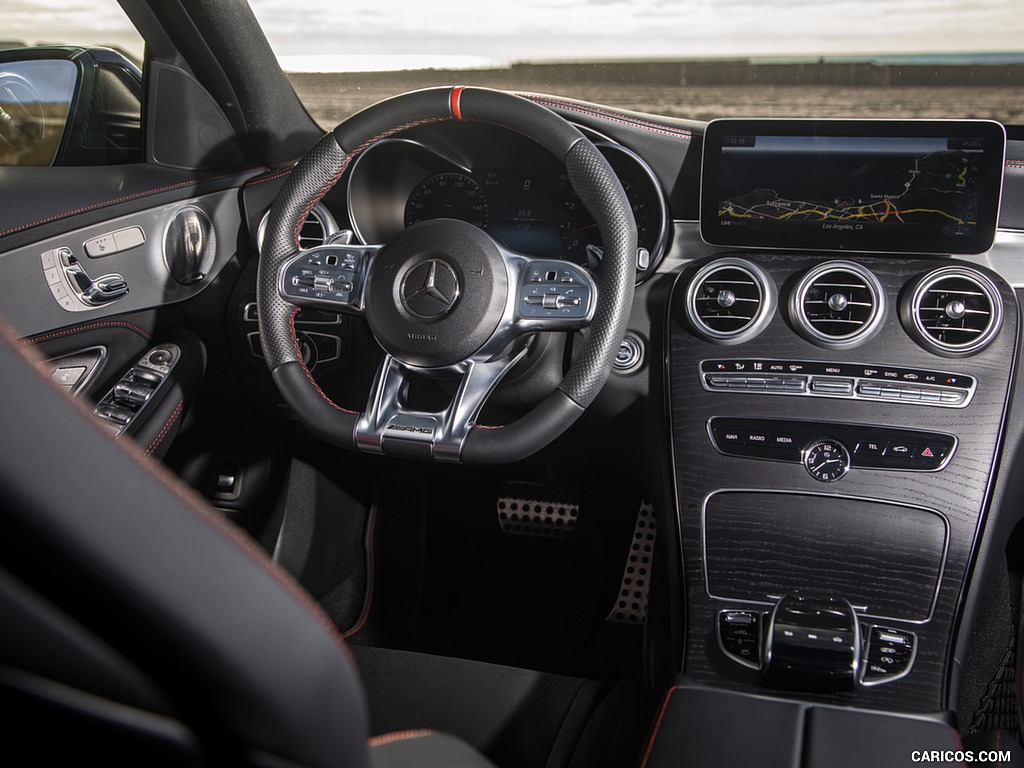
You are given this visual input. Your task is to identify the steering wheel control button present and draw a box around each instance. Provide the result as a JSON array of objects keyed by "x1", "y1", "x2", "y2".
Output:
[
  {"x1": 517, "y1": 260, "x2": 593, "y2": 326},
  {"x1": 700, "y1": 359, "x2": 975, "y2": 408},
  {"x1": 802, "y1": 439, "x2": 851, "y2": 483},
  {"x1": 279, "y1": 245, "x2": 369, "y2": 310}
]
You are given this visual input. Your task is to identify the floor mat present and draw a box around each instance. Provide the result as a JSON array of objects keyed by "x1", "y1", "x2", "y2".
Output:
[
  {"x1": 344, "y1": 465, "x2": 647, "y2": 680},
  {"x1": 967, "y1": 641, "x2": 1019, "y2": 738}
]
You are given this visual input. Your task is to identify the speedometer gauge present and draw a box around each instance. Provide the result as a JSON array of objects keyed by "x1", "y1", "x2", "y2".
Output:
[{"x1": 405, "y1": 173, "x2": 490, "y2": 230}]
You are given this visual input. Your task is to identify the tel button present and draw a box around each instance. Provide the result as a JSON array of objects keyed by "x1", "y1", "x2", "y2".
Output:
[{"x1": 855, "y1": 439, "x2": 885, "y2": 455}]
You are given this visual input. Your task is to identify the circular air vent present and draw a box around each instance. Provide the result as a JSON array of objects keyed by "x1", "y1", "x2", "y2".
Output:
[
  {"x1": 791, "y1": 261, "x2": 885, "y2": 348},
  {"x1": 257, "y1": 203, "x2": 339, "y2": 253},
  {"x1": 686, "y1": 258, "x2": 775, "y2": 344},
  {"x1": 901, "y1": 267, "x2": 1002, "y2": 356}
]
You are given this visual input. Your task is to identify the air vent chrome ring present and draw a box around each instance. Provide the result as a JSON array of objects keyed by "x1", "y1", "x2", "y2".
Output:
[
  {"x1": 685, "y1": 257, "x2": 775, "y2": 345},
  {"x1": 790, "y1": 260, "x2": 886, "y2": 348},
  {"x1": 257, "y1": 202, "x2": 339, "y2": 254},
  {"x1": 902, "y1": 266, "x2": 1002, "y2": 356}
]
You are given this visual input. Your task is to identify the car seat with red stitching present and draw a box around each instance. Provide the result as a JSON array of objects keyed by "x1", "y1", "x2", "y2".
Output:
[{"x1": 0, "y1": 322, "x2": 494, "y2": 768}]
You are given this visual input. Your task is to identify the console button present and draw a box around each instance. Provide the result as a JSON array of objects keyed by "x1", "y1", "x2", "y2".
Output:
[
  {"x1": 770, "y1": 433, "x2": 798, "y2": 450},
  {"x1": 810, "y1": 377, "x2": 853, "y2": 395},
  {"x1": 743, "y1": 431, "x2": 770, "y2": 447},
  {"x1": 863, "y1": 626, "x2": 916, "y2": 683},
  {"x1": 913, "y1": 443, "x2": 949, "y2": 466},
  {"x1": 719, "y1": 610, "x2": 761, "y2": 668},
  {"x1": 855, "y1": 439, "x2": 885, "y2": 456},
  {"x1": 715, "y1": 429, "x2": 744, "y2": 446},
  {"x1": 884, "y1": 441, "x2": 917, "y2": 457}
]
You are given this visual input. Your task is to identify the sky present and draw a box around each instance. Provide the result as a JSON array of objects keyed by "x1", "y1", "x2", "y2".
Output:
[{"x1": 3, "y1": 0, "x2": 1024, "y2": 71}]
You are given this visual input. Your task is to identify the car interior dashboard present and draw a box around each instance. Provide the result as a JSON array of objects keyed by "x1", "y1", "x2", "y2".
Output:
[{"x1": 4, "y1": 65, "x2": 1024, "y2": 765}]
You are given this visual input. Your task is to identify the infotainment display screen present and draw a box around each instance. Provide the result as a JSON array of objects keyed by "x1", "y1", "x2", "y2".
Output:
[{"x1": 699, "y1": 119, "x2": 1006, "y2": 254}]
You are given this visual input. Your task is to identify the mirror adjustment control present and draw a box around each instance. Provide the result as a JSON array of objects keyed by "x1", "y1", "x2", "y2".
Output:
[{"x1": 93, "y1": 344, "x2": 180, "y2": 436}]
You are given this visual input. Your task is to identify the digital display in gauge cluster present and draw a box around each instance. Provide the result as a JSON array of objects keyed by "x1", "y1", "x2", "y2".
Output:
[
  {"x1": 403, "y1": 164, "x2": 654, "y2": 266},
  {"x1": 350, "y1": 127, "x2": 668, "y2": 281}
]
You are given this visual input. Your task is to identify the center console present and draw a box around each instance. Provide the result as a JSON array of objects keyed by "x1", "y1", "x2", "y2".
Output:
[
  {"x1": 666, "y1": 118, "x2": 1016, "y2": 714},
  {"x1": 668, "y1": 250, "x2": 1017, "y2": 712}
]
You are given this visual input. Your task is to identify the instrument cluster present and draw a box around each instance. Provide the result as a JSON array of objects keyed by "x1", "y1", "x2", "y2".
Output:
[{"x1": 346, "y1": 121, "x2": 669, "y2": 281}]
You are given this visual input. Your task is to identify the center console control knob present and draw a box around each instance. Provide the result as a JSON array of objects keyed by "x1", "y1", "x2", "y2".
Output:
[{"x1": 763, "y1": 593, "x2": 860, "y2": 689}]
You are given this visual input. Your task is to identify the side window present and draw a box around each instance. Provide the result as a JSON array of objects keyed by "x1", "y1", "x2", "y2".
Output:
[
  {"x1": 2, "y1": 3, "x2": 144, "y2": 167},
  {"x1": 0, "y1": 60, "x2": 77, "y2": 166}
]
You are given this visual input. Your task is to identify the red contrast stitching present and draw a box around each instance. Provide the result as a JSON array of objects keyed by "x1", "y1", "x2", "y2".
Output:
[
  {"x1": 6, "y1": 322, "x2": 355, "y2": 663},
  {"x1": 1006, "y1": 162, "x2": 1024, "y2": 170},
  {"x1": 342, "y1": 504, "x2": 377, "y2": 639},
  {"x1": 245, "y1": 166, "x2": 295, "y2": 186},
  {"x1": 21, "y1": 321, "x2": 153, "y2": 346},
  {"x1": 951, "y1": 727, "x2": 966, "y2": 768},
  {"x1": 281, "y1": 118, "x2": 452, "y2": 413},
  {"x1": 144, "y1": 400, "x2": 183, "y2": 457},
  {"x1": 288, "y1": 308, "x2": 360, "y2": 415},
  {"x1": 0, "y1": 170, "x2": 260, "y2": 239},
  {"x1": 521, "y1": 94, "x2": 694, "y2": 140},
  {"x1": 369, "y1": 730, "x2": 435, "y2": 748},
  {"x1": 638, "y1": 687, "x2": 678, "y2": 768}
]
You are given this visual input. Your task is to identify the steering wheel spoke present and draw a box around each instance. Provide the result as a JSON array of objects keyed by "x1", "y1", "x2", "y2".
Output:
[
  {"x1": 355, "y1": 348, "x2": 528, "y2": 462},
  {"x1": 278, "y1": 243, "x2": 380, "y2": 314}
]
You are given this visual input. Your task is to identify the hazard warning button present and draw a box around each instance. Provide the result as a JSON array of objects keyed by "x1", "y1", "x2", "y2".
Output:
[{"x1": 914, "y1": 443, "x2": 949, "y2": 468}]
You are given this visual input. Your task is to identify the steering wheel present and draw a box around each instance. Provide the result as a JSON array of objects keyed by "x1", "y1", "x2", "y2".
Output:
[{"x1": 257, "y1": 87, "x2": 636, "y2": 464}]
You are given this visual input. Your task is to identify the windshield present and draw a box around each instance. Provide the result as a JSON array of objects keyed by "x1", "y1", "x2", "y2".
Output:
[{"x1": 246, "y1": 0, "x2": 1024, "y2": 131}]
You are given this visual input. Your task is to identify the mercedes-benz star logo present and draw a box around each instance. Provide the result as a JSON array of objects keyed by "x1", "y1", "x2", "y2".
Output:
[{"x1": 400, "y1": 258, "x2": 460, "y2": 319}]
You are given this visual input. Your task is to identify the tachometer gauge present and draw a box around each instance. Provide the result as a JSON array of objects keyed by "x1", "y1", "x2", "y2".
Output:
[
  {"x1": 558, "y1": 178, "x2": 651, "y2": 265},
  {"x1": 405, "y1": 173, "x2": 490, "y2": 230}
]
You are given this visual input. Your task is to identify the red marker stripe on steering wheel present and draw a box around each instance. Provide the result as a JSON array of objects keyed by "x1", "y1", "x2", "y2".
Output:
[{"x1": 450, "y1": 86, "x2": 466, "y2": 120}]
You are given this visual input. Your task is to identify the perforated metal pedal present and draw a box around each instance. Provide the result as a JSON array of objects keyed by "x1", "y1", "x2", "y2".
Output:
[
  {"x1": 496, "y1": 482, "x2": 579, "y2": 538},
  {"x1": 607, "y1": 500, "x2": 656, "y2": 624}
]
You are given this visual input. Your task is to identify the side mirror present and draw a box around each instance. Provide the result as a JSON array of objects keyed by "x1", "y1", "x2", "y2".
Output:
[{"x1": 0, "y1": 46, "x2": 142, "y2": 166}]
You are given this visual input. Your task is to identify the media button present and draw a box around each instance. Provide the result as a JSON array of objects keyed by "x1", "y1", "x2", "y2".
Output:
[{"x1": 770, "y1": 433, "x2": 798, "y2": 450}]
